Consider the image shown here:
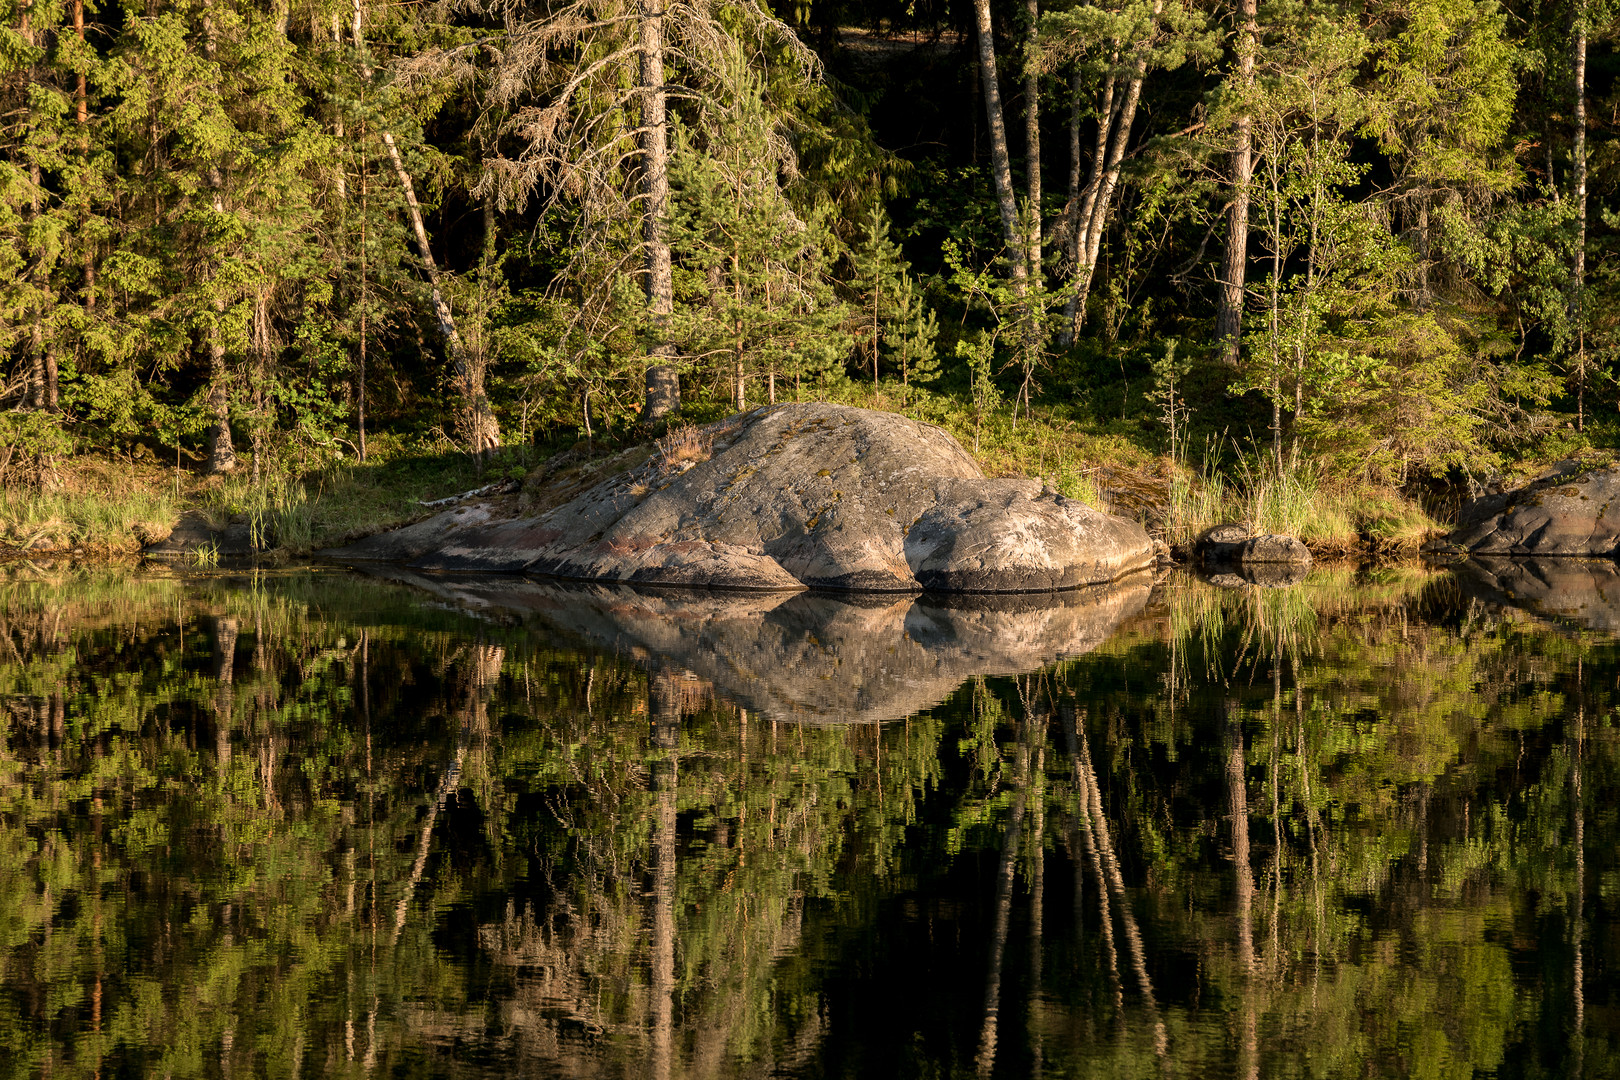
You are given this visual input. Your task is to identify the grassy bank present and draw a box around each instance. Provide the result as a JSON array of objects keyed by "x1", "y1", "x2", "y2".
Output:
[
  {"x1": 0, "y1": 434, "x2": 534, "y2": 558},
  {"x1": 3, "y1": 389, "x2": 1459, "y2": 559},
  {"x1": 818, "y1": 382, "x2": 1447, "y2": 554}
]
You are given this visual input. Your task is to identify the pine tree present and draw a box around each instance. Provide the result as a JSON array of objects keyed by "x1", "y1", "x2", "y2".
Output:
[{"x1": 891, "y1": 270, "x2": 941, "y2": 404}]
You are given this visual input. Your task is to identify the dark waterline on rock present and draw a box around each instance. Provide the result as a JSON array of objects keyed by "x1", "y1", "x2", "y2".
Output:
[{"x1": 0, "y1": 563, "x2": 1614, "y2": 1078}]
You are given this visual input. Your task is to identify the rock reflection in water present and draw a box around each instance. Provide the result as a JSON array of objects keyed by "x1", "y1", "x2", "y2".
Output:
[
  {"x1": 1204, "y1": 561, "x2": 1311, "y2": 589},
  {"x1": 372, "y1": 570, "x2": 1154, "y2": 723},
  {"x1": 1450, "y1": 555, "x2": 1620, "y2": 630}
]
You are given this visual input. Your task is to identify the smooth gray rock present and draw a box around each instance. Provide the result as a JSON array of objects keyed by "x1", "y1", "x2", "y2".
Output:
[
  {"x1": 1197, "y1": 523, "x2": 1250, "y2": 548},
  {"x1": 143, "y1": 511, "x2": 260, "y2": 559},
  {"x1": 1433, "y1": 460, "x2": 1620, "y2": 556},
  {"x1": 327, "y1": 403, "x2": 1155, "y2": 592},
  {"x1": 321, "y1": 502, "x2": 501, "y2": 563},
  {"x1": 1236, "y1": 534, "x2": 1313, "y2": 564},
  {"x1": 359, "y1": 569, "x2": 1155, "y2": 723},
  {"x1": 904, "y1": 478, "x2": 1157, "y2": 592}
]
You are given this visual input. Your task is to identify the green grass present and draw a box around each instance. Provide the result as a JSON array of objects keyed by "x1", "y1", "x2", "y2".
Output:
[
  {"x1": 0, "y1": 466, "x2": 178, "y2": 554},
  {"x1": 826, "y1": 379, "x2": 1442, "y2": 552},
  {"x1": 199, "y1": 433, "x2": 541, "y2": 553},
  {"x1": 0, "y1": 381, "x2": 1447, "y2": 559},
  {"x1": 1161, "y1": 456, "x2": 1441, "y2": 552},
  {"x1": 1, "y1": 433, "x2": 546, "y2": 557}
]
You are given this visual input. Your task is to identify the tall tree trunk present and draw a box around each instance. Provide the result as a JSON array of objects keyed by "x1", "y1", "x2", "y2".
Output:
[
  {"x1": 19, "y1": 1, "x2": 54, "y2": 415},
  {"x1": 1573, "y1": 0, "x2": 1588, "y2": 432},
  {"x1": 1030, "y1": 0, "x2": 1043, "y2": 283},
  {"x1": 1058, "y1": 67, "x2": 1116, "y2": 347},
  {"x1": 1066, "y1": 65, "x2": 1082, "y2": 236},
  {"x1": 1018, "y1": 0, "x2": 1042, "y2": 408},
  {"x1": 640, "y1": 0, "x2": 679, "y2": 423},
  {"x1": 42, "y1": 345, "x2": 58, "y2": 412},
  {"x1": 357, "y1": 121, "x2": 369, "y2": 461},
  {"x1": 252, "y1": 290, "x2": 270, "y2": 484},
  {"x1": 1061, "y1": 27, "x2": 1153, "y2": 344},
  {"x1": 970, "y1": 39, "x2": 981, "y2": 166},
  {"x1": 1214, "y1": 0, "x2": 1256, "y2": 365},
  {"x1": 206, "y1": 308, "x2": 237, "y2": 473},
  {"x1": 972, "y1": 0, "x2": 1027, "y2": 288},
  {"x1": 1024, "y1": 0, "x2": 1041, "y2": 283},
  {"x1": 202, "y1": 0, "x2": 237, "y2": 473},
  {"x1": 75, "y1": 0, "x2": 93, "y2": 317},
  {"x1": 352, "y1": 0, "x2": 499, "y2": 456},
  {"x1": 331, "y1": 12, "x2": 347, "y2": 203}
]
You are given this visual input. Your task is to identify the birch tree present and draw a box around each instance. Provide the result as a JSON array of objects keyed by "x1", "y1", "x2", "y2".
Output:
[
  {"x1": 1213, "y1": 0, "x2": 1257, "y2": 364},
  {"x1": 1043, "y1": 0, "x2": 1210, "y2": 345},
  {"x1": 352, "y1": 0, "x2": 500, "y2": 456}
]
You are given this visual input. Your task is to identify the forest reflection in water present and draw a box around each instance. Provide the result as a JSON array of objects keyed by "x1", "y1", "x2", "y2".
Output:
[{"x1": 0, "y1": 563, "x2": 1613, "y2": 1079}]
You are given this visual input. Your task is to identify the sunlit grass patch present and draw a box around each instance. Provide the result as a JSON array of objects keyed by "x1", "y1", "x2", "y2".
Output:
[
  {"x1": 1161, "y1": 455, "x2": 1441, "y2": 553},
  {"x1": 0, "y1": 459, "x2": 179, "y2": 553}
]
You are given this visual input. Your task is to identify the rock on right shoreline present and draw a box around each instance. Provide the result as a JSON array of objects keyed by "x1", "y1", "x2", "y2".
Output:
[{"x1": 1429, "y1": 459, "x2": 1620, "y2": 556}]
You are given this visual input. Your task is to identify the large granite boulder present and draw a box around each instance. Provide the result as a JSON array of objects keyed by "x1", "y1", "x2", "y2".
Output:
[
  {"x1": 327, "y1": 403, "x2": 1155, "y2": 592},
  {"x1": 1433, "y1": 459, "x2": 1620, "y2": 555},
  {"x1": 358, "y1": 569, "x2": 1154, "y2": 723}
]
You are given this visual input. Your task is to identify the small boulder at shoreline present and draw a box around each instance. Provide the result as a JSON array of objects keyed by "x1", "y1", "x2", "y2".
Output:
[
  {"x1": 1429, "y1": 459, "x2": 1620, "y2": 556},
  {"x1": 1195, "y1": 524, "x2": 1313, "y2": 568},
  {"x1": 325, "y1": 402, "x2": 1156, "y2": 593},
  {"x1": 142, "y1": 511, "x2": 260, "y2": 560}
]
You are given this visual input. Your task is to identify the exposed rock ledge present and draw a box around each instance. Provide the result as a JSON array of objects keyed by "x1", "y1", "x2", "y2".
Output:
[
  {"x1": 1428, "y1": 459, "x2": 1620, "y2": 556},
  {"x1": 325, "y1": 403, "x2": 1155, "y2": 592}
]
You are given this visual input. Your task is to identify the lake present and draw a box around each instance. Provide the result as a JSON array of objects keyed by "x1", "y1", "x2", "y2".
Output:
[{"x1": 0, "y1": 559, "x2": 1613, "y2": 1078}]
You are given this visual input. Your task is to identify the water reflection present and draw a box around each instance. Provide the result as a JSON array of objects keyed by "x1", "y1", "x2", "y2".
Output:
[
  {"x1": 368, "y1": 569, "x2": 1154, "y2": 723},
  {"x1": 0, "y1": 565, "x2": 1613, "y2": 1079},
  {"x1": 1453, "y1": 555, "x2": 1620, "y2": 631}
]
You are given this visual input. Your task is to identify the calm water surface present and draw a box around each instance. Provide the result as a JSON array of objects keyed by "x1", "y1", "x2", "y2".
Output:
[{"x1": 1, "y1": 561, "x2": 1615, "y2": 1078}]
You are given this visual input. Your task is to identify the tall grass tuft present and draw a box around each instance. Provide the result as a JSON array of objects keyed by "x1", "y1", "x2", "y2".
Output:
[
  {"x1": 0, "y1": 484, "x2": 178, "y2": 552},
  {"x1": 1161, "y1": 449, "x2": 1434, "y2": 551}
]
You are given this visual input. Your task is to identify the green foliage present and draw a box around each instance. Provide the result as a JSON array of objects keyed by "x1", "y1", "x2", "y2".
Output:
[
  {"x1": 669, "y1": 49, "x2": 852, "y2": 405},
  {"x1": 1, "y1": 0, "x2": 1618, "y2": 533},
  {"x1": 847, "y1": 198, "x2": 939, "y2": 397}
]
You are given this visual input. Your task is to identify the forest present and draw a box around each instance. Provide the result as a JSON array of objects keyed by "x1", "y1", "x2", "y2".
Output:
[{"x1": 0, "y1": 0, "x2": 1613, "y2": 552}]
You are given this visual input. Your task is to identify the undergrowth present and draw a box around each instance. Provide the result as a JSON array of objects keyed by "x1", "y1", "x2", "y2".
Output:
[
  {"x1": 0, "y1": 457, "x2": 178, "y2": 553},
  {"x1": 2, "y1": 380, "x2": 1449, "y2": 558}
]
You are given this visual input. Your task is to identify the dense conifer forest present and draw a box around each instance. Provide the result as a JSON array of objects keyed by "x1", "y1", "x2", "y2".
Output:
[{"x1": 0, "y1": 0, "x2": 1612, "y2": 551}]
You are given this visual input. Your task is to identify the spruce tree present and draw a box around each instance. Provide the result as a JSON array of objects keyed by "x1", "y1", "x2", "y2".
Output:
[{"x1": 668, "y1": 55, "x2": 849, "y2": 410}]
